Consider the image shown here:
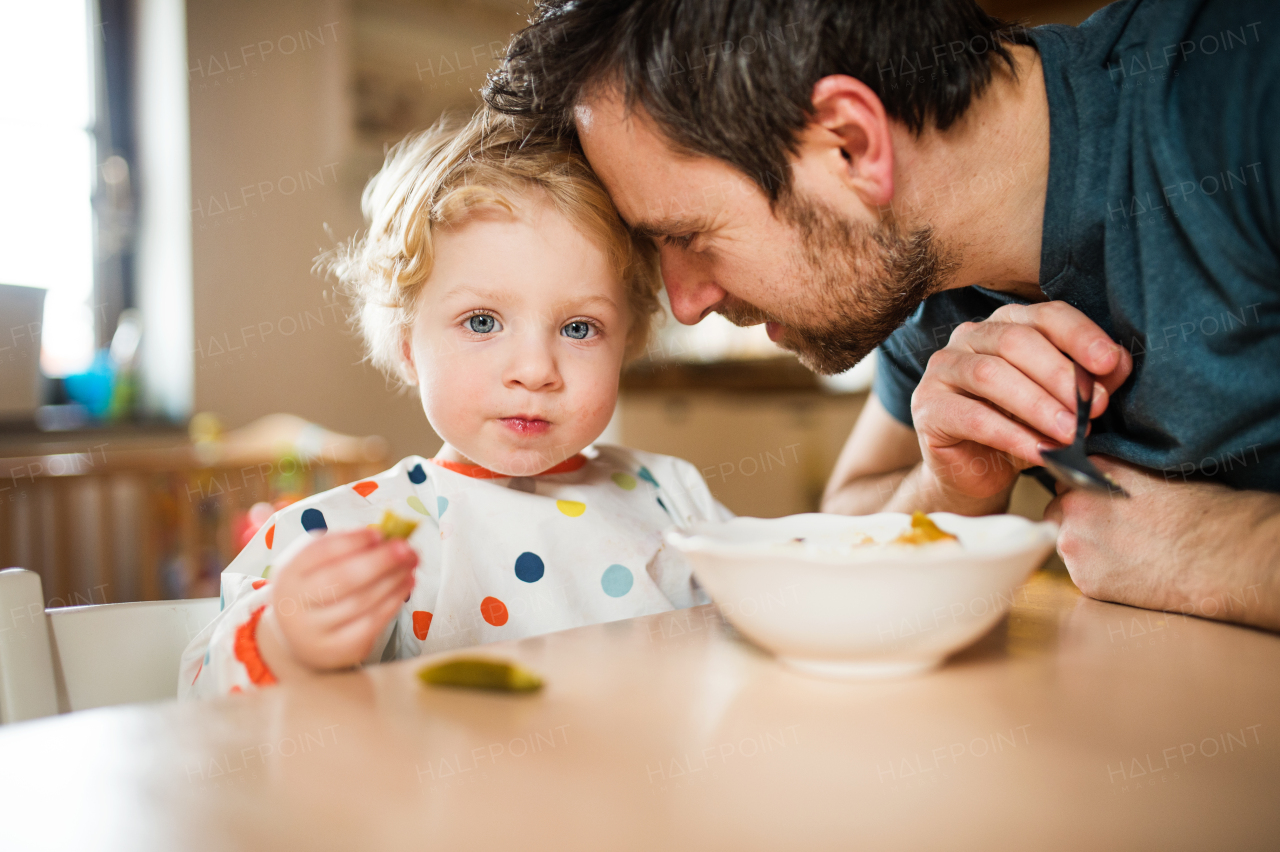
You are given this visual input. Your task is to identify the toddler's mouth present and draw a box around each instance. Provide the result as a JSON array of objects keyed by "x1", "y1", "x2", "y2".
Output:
[{"x1": 499, "y1": 416, "x2": 551, "y2": 436}]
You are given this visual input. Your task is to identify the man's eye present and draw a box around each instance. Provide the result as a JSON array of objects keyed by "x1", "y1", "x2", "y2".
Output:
[
  {"x1": 467, "y1": 314, "x2": 499, "y2": 334},
  {"x1": 562, "y1": 320, "x2": 594, "y2": 340},
  {"x1": 663, "y1": 233, "x2": 696, "y2": 250}
]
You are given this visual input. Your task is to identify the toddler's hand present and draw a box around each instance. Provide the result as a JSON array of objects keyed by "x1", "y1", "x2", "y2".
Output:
[{"x1": 267, "y1": 528, "x2": 418, "y2": 671}]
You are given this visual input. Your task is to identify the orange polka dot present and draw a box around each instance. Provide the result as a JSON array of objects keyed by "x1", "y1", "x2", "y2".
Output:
[
  {"x1": 480, "y1": 596, "x2": 508, "y2": 627},
  {"x1": 412, "y1": 610, "x2": 433, "y2": 640},
  {"x1": 251, "y1": 579, "x2": 267, "y2": 590},
  {"x1": 353, "y1": 481, "x2": 379, "y2": 498},
  {"x1": 264, "y1": 524, "x2": 275, "y2": 549}
]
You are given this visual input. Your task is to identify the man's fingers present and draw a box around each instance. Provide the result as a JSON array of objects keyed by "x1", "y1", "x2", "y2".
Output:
[
  {"x1": 955, "y1": 320, "x2": 1081, "y2": 414},
  {"x1": 925, "y1": 348, "x2": 1077, "y2": 444},
  {"x1": 1096, "y1": 346, "x2": 1133, "y2": 396},
  {"x1": 981, "y1": 301, "x2": 1131, "y2": 403},
  {"x1": 988, "y1": 301, "x2": 1123, "y2": 374},
  {"x1": 918, "y1": 394, "x2": 1051, "y2": 465}
]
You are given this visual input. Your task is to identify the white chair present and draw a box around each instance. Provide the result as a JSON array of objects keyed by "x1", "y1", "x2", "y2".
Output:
[{"x1": 0, "y1": 568, "x2": 218, "y2": 724}]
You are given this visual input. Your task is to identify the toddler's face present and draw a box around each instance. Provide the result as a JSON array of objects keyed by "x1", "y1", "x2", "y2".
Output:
[{"x1": 402, "y1": 195, "x2": 632, "y2": 475}]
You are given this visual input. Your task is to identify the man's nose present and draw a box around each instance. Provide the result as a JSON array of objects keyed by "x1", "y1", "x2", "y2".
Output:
[
  {"x1": 661, "y1": 249, "x2": 728, "y2": 326},
  {"x1": 503, "y1": 328, "x2": 561, "y2": 391}
]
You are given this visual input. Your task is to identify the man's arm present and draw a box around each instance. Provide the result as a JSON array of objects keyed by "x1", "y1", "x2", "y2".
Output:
[
  {"x1": 822, "y1": 394, "x2": 1018, "y2": 517},
  {"x1": 821, "y1": 395, "x2": 920, "y2": 515},
  {"x1": 1045, "y1": 457, "x2": 1280, "y2": 633}
]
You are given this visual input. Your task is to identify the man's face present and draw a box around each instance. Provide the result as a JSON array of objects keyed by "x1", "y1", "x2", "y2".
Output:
[{"x1": 576, "y1": 90, "x2": 954, "y2": 374}]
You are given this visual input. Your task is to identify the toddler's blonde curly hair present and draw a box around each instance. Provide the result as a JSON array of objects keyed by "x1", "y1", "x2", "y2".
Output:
[{"x1": 319, "y1": 109, "x2": 662, "y2": 382}]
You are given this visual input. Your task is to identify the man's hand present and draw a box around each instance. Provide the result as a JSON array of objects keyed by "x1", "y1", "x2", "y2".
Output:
[
  {"x1": 262, "y1": 528, "x2": 418, "y2": 672},
  {"x1": 1044, "y1": 457, "x2": 1280, "y2": 632},
  {"x1": 911, "y1": 301, "x2": 1132, "y2": 503}
]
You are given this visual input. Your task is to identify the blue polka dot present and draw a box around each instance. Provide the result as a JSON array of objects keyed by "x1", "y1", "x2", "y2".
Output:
[
  {"x1": 301, "y1": 508, "x2": 327, "y2": 532},
  {"x1": 437, "y1": 496, "x2": 449, "y2": 517},
  {"x1": 637, "y1": 466, "x2": 659, "y2": 488},
  {"x1": 203, "y1": 650, "x2": 210, "y2": 665},
  {"x1": 601, "y1": 564, "x2": 633, "y2": 597},
  {"x1": 408, "y1": 463, "x2": 427, "y2": 484},
  {"x1": 514, "y1": 551, "x2": 545, "y2": 583}
]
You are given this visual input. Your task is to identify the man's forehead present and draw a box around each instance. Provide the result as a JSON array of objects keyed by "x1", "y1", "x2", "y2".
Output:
[{"x1": 574, "y1": 91, "x2": 734, "y2": 230}]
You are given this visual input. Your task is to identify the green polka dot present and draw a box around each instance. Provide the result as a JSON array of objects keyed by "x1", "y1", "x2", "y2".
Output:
[
  {"x1": 406, "y1": 496, "x2": 431, "y2": 516},
  {"x1": 611, "y1": 472, "x2": 637, "y2": 490},
  {"x1": 261, "y1": 565, "x2": 272, "y2": 579}
]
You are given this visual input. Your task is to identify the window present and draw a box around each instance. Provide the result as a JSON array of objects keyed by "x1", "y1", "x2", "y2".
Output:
[{"x1": 0, "y1": 0, "x2": 98, "y2": 377}]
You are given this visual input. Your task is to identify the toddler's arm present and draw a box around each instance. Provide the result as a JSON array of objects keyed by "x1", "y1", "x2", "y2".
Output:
[
  {"x1": 179, "y1": 527, "x2": 417, "y2": 698},
  {"x1": 258, "y1": 529, "x2": 417, "y2": 673}
]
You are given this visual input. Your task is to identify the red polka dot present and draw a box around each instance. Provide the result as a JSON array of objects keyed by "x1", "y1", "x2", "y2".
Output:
[
  {"x1": 353, "y1": 481, "x2": 379, "y2": 498},
  {"x1": 480, "y1": 596, "x2": 508, "y2": 627},
  {"x1": 412, "y1": 610, "x2": 433, "y2": 640},
  {"x1": 265, "y1": 524, "x2": 275, "y2": 549},
  {"x1": 251, "y1": 579, "x2": 267, "y2": 590}
]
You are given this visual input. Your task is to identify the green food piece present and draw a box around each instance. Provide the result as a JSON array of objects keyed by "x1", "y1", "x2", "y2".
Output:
[
  {"x1": 377, "y1": 509, "x2": 418, "y2": 540},
  {"x1": 418, "y1": 657, "x2": 544, "y2": 693}
]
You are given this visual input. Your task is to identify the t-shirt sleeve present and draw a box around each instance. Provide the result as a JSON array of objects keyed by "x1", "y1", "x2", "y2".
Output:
[
  {"x1": 873, "y1": 337, "x2": 925, "y2": 428},
  {"x1": 873, "y1": 288, "x2": 1026, "y2": 428}
]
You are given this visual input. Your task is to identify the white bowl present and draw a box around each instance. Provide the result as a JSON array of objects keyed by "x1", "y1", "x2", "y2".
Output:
[{"x1": 666, "y1": 513, "x2": 1058, "y2": 680}]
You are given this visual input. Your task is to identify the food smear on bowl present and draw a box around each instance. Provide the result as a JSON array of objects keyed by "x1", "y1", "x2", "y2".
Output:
[{"x1": 892, "y1": 511, "x2": 959, "y2": 545}]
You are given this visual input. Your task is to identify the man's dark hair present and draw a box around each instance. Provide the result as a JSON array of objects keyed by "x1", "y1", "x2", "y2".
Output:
[{"x1": 484, "y1": 0, "x2": 1030, "y2": 202}]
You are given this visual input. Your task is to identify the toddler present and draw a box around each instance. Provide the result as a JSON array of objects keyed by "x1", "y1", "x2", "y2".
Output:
[{"x1": 178, "y1": 111, "x2": 730, "y2": 697}]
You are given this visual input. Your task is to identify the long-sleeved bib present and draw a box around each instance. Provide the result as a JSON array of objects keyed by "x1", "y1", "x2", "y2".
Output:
[{"x1": 178, "y1": 444, "x2": 730, "y2": 698}]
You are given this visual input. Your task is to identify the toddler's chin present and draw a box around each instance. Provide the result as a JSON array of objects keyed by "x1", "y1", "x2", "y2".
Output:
[{"x1": 459, "y1": 440, "x2": 589, "y2": 477}]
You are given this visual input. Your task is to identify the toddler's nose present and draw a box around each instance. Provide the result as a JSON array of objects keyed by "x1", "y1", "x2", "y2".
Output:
[{"x1": 503, "y1": 334, "x2": 561, "y2": 391}]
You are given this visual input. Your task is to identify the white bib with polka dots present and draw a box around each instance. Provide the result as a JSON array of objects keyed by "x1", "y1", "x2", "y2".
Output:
[{"x1": 179, "y1": 445, "x2": 730, "y2": 698}]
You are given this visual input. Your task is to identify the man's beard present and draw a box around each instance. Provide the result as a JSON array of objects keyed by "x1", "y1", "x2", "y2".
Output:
[{"x1": 718, "y1": 193, "x2": 958, "y2": 375}]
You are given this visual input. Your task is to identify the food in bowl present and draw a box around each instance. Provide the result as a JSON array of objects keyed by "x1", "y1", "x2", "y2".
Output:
[
  {"x1": 667, "y1": 512, "x2": 1057, "y2": 680},
  {"x1": 893, "y1": 511, "x2": 959, "y2": 545},
  {"x1": 779, "y1": 511, "x2": 960, "y2": 555}
]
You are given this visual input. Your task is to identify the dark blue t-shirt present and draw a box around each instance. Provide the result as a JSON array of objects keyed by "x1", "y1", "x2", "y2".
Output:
[{"x1": 874, "y1": 0, "x2": 1280, "y2": 492}]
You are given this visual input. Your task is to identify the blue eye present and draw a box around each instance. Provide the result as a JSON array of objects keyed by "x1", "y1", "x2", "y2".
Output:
[
  {"x1": 562, "y1": 321, "x2": 594, "y2": 340},
  {"x1": 467, "y1": 314, "x2": 498, "y2": 334}
]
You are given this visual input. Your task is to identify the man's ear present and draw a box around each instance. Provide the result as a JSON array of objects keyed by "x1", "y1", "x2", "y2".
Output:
[{"x1": 802, "y1": 75, "x2": 895, "y2": 209}]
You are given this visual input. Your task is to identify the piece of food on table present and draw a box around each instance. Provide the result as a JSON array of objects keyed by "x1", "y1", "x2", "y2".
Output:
[
  {"x1": 893, "y1": 511, "x2": 959, "y2": 545},
  {"x1": 418, "y1": 657, "x2": 544, "y2": 693},
  {"x1": 376, "y1": 509, "x2": 418, "y2": 540}
]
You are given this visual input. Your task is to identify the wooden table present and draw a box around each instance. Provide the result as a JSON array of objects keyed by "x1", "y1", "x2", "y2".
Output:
[{"x1": 2, "y1": 569, "x2": 1278, "y2": 851}]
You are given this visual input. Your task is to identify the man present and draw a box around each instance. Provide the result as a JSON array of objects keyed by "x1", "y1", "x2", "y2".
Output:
[{"x1": 484, "y1": 0, "x2": 1279, "y2": 631}]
